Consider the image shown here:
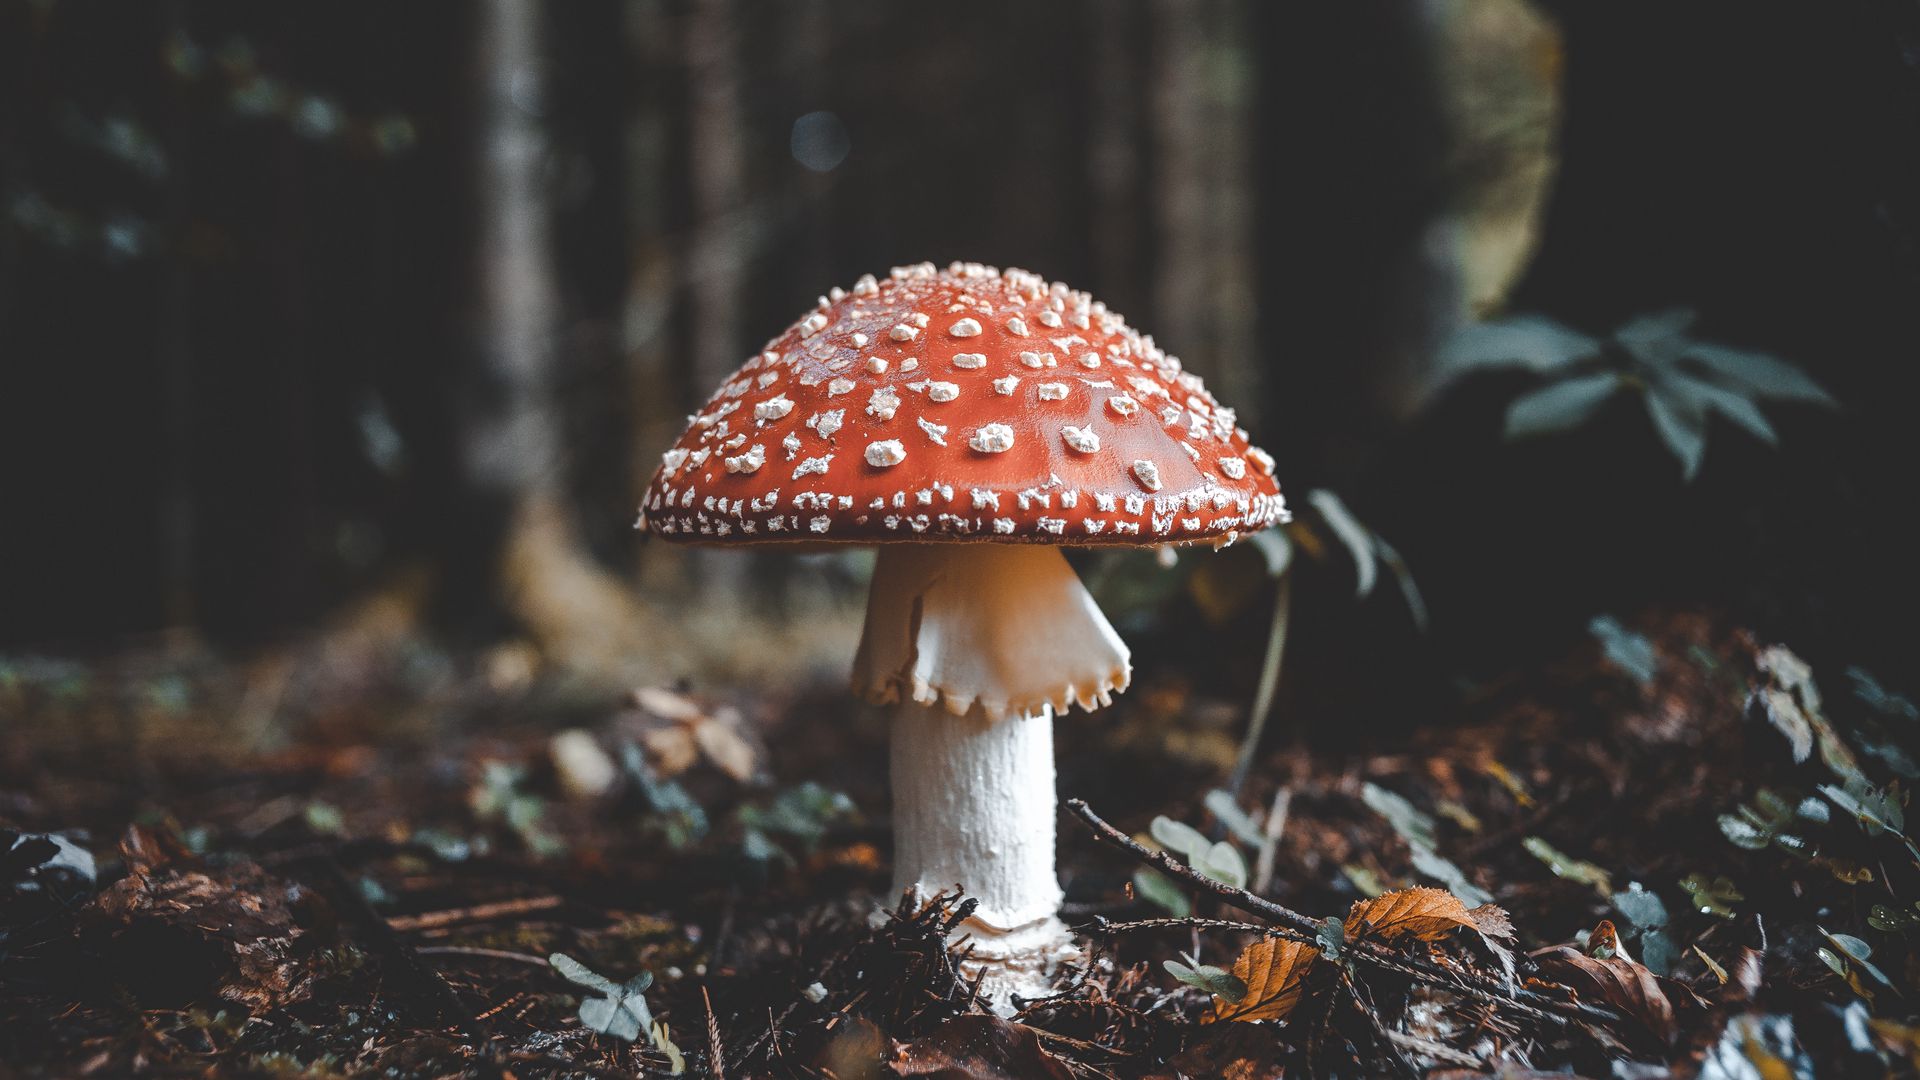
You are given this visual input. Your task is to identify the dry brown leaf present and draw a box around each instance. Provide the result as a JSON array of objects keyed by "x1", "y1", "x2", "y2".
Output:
[
  {"x1": 632, "y1": 688, "x2": 760, "y2": 782},
  {"x1": 1587, "y1": 918, "x2": 1631, "y2": 962},
  {"x1": 1533, "y1": 945, "x2": 1700, "y2": 1044},
  {"x1": 692, "y1": 707, "x2": 758, "y2": 782},
  {"x1": 1465, "y1": 902, "x2": 1514, "y2": 941},
  {"x1": 1344, "y1": 886, "x2": 1480, "y2": 942},
  {"x1": 633, "y1": 686, "x2": 706, "y2": 723},
  {"x1": 83, "y1": 825, "x2": 322, "y2": 1010},
  {"x1": 1211, "y1": 937, "x2": 1317, "y2": 1023}
]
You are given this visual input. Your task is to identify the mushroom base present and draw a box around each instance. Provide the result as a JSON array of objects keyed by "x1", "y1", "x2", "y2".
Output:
[{"x1": 890, "y1": 702, "x2": 1077, "y2": 1012}]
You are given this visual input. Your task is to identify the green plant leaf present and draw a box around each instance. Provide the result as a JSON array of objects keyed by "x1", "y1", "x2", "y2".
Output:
[
  {"x1": 1149, "y1": 816, "x2": 1210, "y2": 865},
  {"x1": 1643, "y1": 382, "x2": 1708, "y2": 481},
  {"x1": 1204, "y1": 790, "x2": 1265, "y2": 847},
  {"x1": 1681, "y1": 342, "x2": 1835, "y2": 405},
  {"x1": 1820, "y1": 780, "x2": 1905, "y2": 838},
  {"x1": 1504, "y1": 373, "x2": 1622, "y2": 439},
  {"x1": 1589, "y1": 615, "x2": 1659, "y2": 686},
  {"x1": 1654, "y1": 369, "x2": 1778, "y2": 446},
  {"x1": 1306, "y1": 490, "x2": 1377, "y2": 599},
  {"x1": 1164, "y1": 955, "x2": 1248, "y2": 1001},
  {"x1": 551, "y1": 953, "x2": 655, "y2": 1042},
  {"x1": 1200, "y1": 841, "x2": 1248, "y2": 890},
  {"x1": 1315, "y1": 916, "x2": 1347, "y2": 961},
  {"x1": 1679, "y1": 874, "x2": 1743, "y2": 918},
  {"x1": 1362, "y1": 783, "x2": 1438, "y2": 851},
  {"x1": 1132, "y1": 868, "x2": 1191, "y2": 917},
  {"x1": 1524, "y1": 837, "x2": 1613, "y2": 897},
  {"x1": 1614, "y1": 308, "x2": 1697, "y2": 365},
  {"x1": 1246, "y1": 528, "x2": 1294, "y2": 579},
  {"x1": 1436, "y1": 314, "x2": 1603, "y2": 378},
  {"x1": 1408, "y1": 843, "x2": 1493, "y2": 907}
]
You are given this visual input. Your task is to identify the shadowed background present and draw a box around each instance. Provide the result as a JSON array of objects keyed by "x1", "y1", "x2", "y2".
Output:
[{"x1": 5, "y1": 0, "x2": 1917, "y2": 734}]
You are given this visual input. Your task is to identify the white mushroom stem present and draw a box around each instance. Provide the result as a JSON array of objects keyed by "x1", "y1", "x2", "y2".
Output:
[
  {"x1": 852, "y1": 543, "x2": 1131, "y2": 1011},
  {"x1": 889, "y1": 702, "x2": 1073, "y2": 1008}
]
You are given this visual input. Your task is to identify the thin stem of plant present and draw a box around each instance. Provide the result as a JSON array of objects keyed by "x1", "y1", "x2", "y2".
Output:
[
  {"x1": 1065, "y1": 798, "x2": 1620, "y2": 1028},
  {"x1": 1230, "y1": 570, "x2": 1292, "y2": 796}
]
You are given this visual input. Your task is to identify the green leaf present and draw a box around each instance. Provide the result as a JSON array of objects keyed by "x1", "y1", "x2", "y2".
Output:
[
  {"x1": 550, "y1": 952, "x2": 621, "y2": 996},
  {"x1": 1205, "y1": 790, "x2": 1266, "y2": 847},
  {"x1": 1611, "y1": 883, "x2": 1669, "y2": 929},
  {"x1": 1504, "y1": 373, "x2": 1622, "y2": 439},
  {"x1": 1523, "y1": 836, "x2": 1613, "y2": 896},
  {"x1": 1315, "y1": 916, "x2": 1347, "y2": 961},
  {"x1": 1132, "y1": 868, "x2": 1191, "y2": 917},
  {"x1": 1149, "y1": 816, "x2": 1210, "y2": 865},
  {"x1": 1436, "y1": 314, "x2": 1603, "y2": 377},
  {"x1": 1372, "y1": 536, "x2": 1429, "y2": 633},
  {"x1": 1717, "y1": 813, "x2": 1771, "y2": 850},
  {"x1": 1164, "y1": 956, "x2": 1248, "y2": 1001},
  {"x1": 1868, "y1": 903, "x2": 1920, "y2": 935},
  {"x1": 1408, "y1": 843, "x2": 1493, "y2": 907},
  {"x1": 1678, "y1": 874, "x2": 1743, "y2": 918},
  {"x1": 1362, "y1": 783, "x2": 1437, "y2": 851},
  {"x1": 1820, "y1": 927, "x2": 1895, "y2": 991},
  {"x1": 1306, "y1": 490, "x2": 1377, "y2": 598},
  {"x1": 1681, "y1": 342, "x2": 1835, "y2": 405},
  {"x1": 1821, "y1": 780, "x2": 1904, "y2": 838},
  {"x1": 1246, "y1": 528, "x2": 1294, "y2": 579},
  {"x1": 1644, "y1": 382, "x2": 1708, "y2": 481},
  {"x1": 551, "y1": 953, "x2": 655, "y2": 1043},
  {"x1": 1588, "y1": 615, "x2": 1659, "y2": 686},
  {"x1": 1848, "y1": 667, "x2": 1919, "y2": 722},
  {"x1": 1199, "y1": 841, "x2": 1248, "y2": 890},
  {"x1": 1654, "y1": 369, "x2": 1779, "y2": 446},
  {"x1": 1614, "y1": 308, "x2": 1697, "y2": 365}
]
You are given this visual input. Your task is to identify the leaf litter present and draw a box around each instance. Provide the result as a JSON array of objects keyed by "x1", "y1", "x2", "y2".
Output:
[{"x1": 3, "y1": 612, "x2": 1920, "y2": 1075}]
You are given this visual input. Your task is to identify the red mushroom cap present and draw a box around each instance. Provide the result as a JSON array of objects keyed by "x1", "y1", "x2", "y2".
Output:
[{"x1": 637, "y1": 262, "x2": 1288, "y2": 545}]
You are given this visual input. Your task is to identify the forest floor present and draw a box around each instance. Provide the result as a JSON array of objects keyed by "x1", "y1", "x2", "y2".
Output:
[{"x1": 4, "y1": 609, "x2": 1919, "y2": 1077}]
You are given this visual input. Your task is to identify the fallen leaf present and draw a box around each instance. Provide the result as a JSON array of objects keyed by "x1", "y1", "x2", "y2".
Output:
[
  {"x1": 1344, "y1": 886, "x2": 1480, "y2": 942},
  {"x1": 83, "y1": 825, "x2": 322, "y2": 1010},
  {"x1": 892, "y1": 1015, "x2": 1073, "y2": 1079},
  {"x1": 633, "y1": 688, "x2": 761, "y2": 782},
  {"x1": 1211, "y1": 937, "x2": 1317, "y2": 1023},
  {"x1": 1467, "y1": 902, "x2": 1519, "y2": 984},
  {"x1": 1533, "y1": 944, "x2": 1700, "y2": 1044},
  {"x1": 1160, "y1": 1021, "x2": 1288, "y2": 1078}
]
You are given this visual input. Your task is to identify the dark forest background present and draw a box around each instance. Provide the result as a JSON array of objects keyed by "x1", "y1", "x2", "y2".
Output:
[{"x1": 5, "y1": 0, "x2": 1918, "y2": 721}]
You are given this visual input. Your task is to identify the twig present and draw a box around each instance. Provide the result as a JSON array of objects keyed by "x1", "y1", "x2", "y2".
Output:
[
  {"x1": 1230, "y1": 571, "x2": 1293, "y2": 795},
  {"x1": 415, "y1": 946, "x2": 553, "y2": 968},
  {"x1": 1253, "y1": 786, "x2": 1291, "y2": 895},
  {"x1": 385, "y1": 894, "x2": 563, "y2": 932},
  {"x1": 1065, "y1": 798, "x2": 1619, "y2": 1028}
]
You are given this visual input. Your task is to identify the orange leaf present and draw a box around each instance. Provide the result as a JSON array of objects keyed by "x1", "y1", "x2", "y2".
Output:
[
  {"x1": 1344, "y1": 886, "x2": 1480, "y2": 942},
  {"x1": 1211, "y1": 937, "x2": 1317, "y2": 1023}
]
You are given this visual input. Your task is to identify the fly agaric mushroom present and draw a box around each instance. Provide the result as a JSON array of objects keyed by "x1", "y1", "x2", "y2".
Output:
[{"x1": 638, "y1": 262, "x2": 1287, "y2": 1008}]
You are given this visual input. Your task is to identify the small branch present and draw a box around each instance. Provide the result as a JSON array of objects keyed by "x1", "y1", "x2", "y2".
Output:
[
  {"x1": 1065, "y1": 798, "x2": 1618, "y2": 1027},
  {"x1": 1230, "y1": 570, "x2": 1293, "y2": 795},
  {"x1": 414, "y1": 946, "x2": 553, "y2": 968},
  {"x1": 1253, "y1": 786, "x2": 1291, "y2": 896},
  {"x1": 385, "y1": 895, "x2": 564, "y2": 932}
]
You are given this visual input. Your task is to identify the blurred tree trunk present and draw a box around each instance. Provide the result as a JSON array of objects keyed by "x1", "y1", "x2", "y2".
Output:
[
  {"x1": 623, "y1": 0, "x2": 685, "y2": 597},
  {"x1": 1149, "y1": 0, "x2": 1258, "y2": 425},
  {"x1": 470, "y1": 0, "x2": 645, "y2": 674},
  {"x1": 680, "y1": 0, "x2": 749, "y2": 605}
]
